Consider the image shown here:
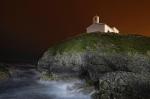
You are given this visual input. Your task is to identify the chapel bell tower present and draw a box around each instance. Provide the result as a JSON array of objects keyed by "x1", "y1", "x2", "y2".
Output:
[{"x1": 93, "y1": 15, "x2": 100, "y2": 24}]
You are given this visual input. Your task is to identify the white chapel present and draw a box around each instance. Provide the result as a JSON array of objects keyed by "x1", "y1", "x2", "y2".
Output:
[{"x1": 86, "y1": 15, "x2": 119, "y2": 33}]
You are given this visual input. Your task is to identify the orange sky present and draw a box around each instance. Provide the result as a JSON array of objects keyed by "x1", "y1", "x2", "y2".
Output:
[{"x1": 0, "y1": 0, "x2": 150, "y2": 62}]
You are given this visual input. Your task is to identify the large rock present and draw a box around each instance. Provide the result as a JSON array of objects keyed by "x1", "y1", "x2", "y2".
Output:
[
  {"x1": 38, "y1": 32, "x2": 150, "y2": 98},
  {"x1": 38, "y1": 32, "x2": 150, "y2": 76}
]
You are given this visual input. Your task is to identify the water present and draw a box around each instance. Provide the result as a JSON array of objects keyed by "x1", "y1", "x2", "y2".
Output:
[{"x1": 0, "y1": 69, "x2": 91, "y2": 99}]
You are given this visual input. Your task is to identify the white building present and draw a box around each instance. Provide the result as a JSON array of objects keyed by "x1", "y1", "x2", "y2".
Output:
[{"x1": 86, "y1": 16, "x2": 119, "y2": 33}]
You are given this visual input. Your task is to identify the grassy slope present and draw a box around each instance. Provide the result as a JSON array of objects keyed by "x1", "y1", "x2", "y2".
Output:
[{"x1": 47, "y1": 32, "x2": 150, "y2": 56}]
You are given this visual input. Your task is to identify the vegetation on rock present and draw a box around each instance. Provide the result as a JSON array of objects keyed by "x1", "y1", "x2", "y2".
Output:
[{"x1": 0, "y1": 63, "x2": 9, "y2": 80}]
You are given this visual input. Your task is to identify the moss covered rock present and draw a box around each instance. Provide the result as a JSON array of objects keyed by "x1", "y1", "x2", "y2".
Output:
[
  {"x1": 38, "y1": 32, "x2": 150, "y2": 98},
  {"x1": 0, "y1": 63, "x2": 9, "y2": 80}
]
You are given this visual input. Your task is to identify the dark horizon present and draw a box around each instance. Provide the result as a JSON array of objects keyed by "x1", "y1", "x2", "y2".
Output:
[{"x1": 0, "y1": 0, "x2": 150, "y2": 63}]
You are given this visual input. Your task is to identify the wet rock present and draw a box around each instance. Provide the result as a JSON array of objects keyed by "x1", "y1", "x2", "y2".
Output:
[{"x1": 92, "y1": 72, "x2": 150, "y2": 99}]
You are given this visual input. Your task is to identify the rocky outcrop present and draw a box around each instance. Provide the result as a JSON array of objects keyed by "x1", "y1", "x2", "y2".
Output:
[
  {"x1": 0, "y1": 63, "x2": 10, "y2": 80},
  {"x1": 38, "y1": 32, "x2": 150, "y2": 99}
]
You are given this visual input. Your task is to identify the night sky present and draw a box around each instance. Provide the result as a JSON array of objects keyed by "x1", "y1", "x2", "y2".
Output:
[{"x1": 0, "y1": 0, "x2": 150, "y2": 63}]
